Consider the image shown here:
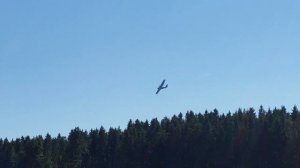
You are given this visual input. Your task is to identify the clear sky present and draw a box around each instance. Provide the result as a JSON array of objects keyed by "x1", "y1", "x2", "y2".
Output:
[{"x1": 1, "y1": 0, "x2": 300, "y2": 139}]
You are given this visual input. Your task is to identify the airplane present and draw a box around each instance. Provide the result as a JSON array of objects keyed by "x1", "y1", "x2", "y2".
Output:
[{"x1": 156, "y1": 79, "x2": 168, "y2": 94}]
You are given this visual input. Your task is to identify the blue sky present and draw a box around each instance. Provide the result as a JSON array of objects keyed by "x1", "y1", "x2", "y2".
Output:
[{"x1": 1, "y1": 0, "x2": 300, "y2": 139}]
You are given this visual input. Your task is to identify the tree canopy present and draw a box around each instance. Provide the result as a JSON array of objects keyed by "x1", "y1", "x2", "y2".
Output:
[{"x1": 1, "y1": 106, "x2": 300, "y2": 168}]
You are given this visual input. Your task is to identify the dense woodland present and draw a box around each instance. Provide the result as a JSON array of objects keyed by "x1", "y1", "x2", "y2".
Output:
[{"x1": 1, "y1": 106, "x2": 300, "y2": 168}]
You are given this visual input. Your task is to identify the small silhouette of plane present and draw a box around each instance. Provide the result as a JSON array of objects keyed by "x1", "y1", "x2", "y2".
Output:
[{"x1": 156, "y1": 79, "x2": 168, "y2": 94}]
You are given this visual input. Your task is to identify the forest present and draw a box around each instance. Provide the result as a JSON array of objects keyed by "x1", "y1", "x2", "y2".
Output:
[{"x1": 1, "y1": 106, "x2": 300, "y2": 168}]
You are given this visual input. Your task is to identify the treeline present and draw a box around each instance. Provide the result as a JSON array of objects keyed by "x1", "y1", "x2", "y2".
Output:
[{"x1": 1, "y1": 106, "x2": 300, "y2": 168}]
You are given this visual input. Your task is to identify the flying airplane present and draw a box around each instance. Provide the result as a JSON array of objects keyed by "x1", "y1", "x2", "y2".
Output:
[{"x1": 156, "y1": 79, "x2": 168, "y2": 94}]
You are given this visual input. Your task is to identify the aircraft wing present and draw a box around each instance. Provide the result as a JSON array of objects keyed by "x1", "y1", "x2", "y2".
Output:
[
  {"x1": 156, "y1": 88, "x2": 161, "y2": 94},
  {"x1": 158, "y1": 79, "x2": 165, "y2": 88}
]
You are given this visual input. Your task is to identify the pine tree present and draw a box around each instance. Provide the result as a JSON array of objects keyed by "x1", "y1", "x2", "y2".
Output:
[{"x1": 65, "y1": 127, "x2": 88, "y2": 168}]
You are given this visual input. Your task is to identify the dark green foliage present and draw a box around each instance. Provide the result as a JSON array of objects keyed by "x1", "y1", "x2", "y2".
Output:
[
  {"x1": 2, "y1": 106, "x2": 300, "y2": 167},
  {"x1": 65, "y1": 127, "x2": 89, "y2": 168}
]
